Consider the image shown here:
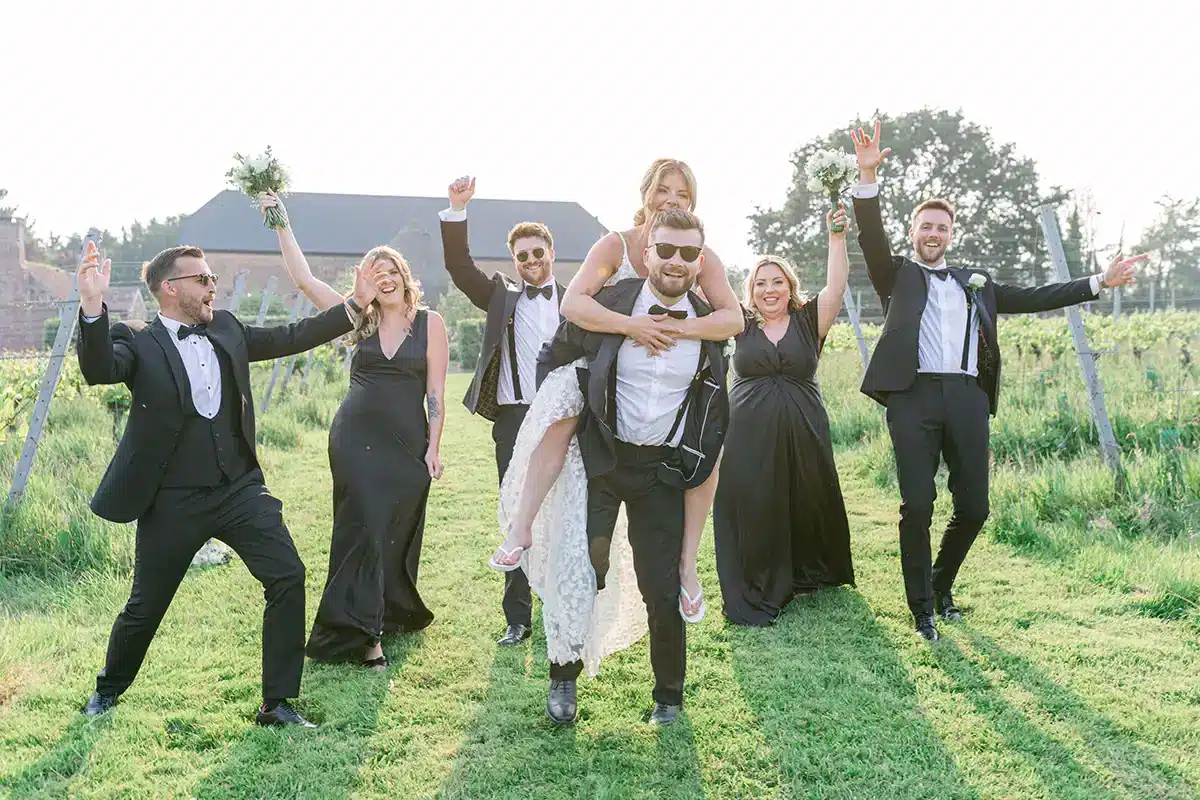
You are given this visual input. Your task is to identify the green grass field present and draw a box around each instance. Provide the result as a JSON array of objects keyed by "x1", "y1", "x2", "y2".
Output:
[{"x1": 1, "y1": 335, "x2": 1199, "y2": 798}]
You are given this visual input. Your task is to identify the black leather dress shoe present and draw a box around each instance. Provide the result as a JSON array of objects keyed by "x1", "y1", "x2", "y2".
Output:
[
  {"x1": 546, "y1": 679, "x2": 577, "y2": 725},
  {"x1": 648, "y1": 703, "x2": 681, "y2": 726},
  {"x1": 255, "y1": 701, "x2": 316, "y2": 728},
  {"x1": 497, "y1": 624, "x2": 531, "y2": 647},
  {"x1": 914, "y1": 615, "x2": 939, "y2": 642},
  {"x1": 934, "y1": 590, "x2": 963, "y2": 622},
  {"x1": 82, "y1": 692, "x2": 118, "y2": 717}
]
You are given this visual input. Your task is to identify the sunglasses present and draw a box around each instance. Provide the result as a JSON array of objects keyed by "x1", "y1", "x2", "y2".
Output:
[
  {"x1": 515, "y1": 248, "x2": 546, "y2": 263},
  {"x1": 165, "y1": 272, "x2": 219, "y2": 287},
  {"x1": 653, "y1": 243, "x2": 702, "y2": 262}
]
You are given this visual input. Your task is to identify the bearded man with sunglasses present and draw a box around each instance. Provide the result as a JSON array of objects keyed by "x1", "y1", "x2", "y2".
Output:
[
  {"x1": 533, "y1": 208, "x2": 729, "y2": 726},
  {"x1": 74, "y1": 242, "x2": 379, "y2": 728},
  {"x1": 439, "y1": 176, "x2": 565, "y2": 648}
]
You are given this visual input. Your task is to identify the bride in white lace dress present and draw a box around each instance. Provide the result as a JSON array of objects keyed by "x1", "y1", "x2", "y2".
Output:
[{"x1": 491, "y1": 159, "x2": 746, "y2": 675}]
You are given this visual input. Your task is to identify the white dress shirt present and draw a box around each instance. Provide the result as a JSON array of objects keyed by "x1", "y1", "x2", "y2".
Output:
[
  {"x1": 439, "y1": 206, "x2": 559, "y2": 404},
  {"x1": 853, "y1": 180, "x2": 1103, "y2": 375},
  {"x1": 156, "y1": 313, "x2": 222, "y2": 418},
  {"x1": 615, "y1": 281, "x2": 702, "y2": 447}
]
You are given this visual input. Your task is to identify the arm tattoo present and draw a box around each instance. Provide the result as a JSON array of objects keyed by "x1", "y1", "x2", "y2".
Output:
[{"x1": 427, "y1": 392, "x2": 441, "y2": 421}]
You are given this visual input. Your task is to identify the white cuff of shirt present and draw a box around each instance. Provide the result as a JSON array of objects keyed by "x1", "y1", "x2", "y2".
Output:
[
  {"x1": 438, "y1": 207, "x2": 467, "y2": 223},
  {"x1": 1089, "y1": 274, "x2": 1103, "y2": 296},
  {"x1": 852, "y1": 180, "x2": 880, "y2": 199},
  {"x1": 344, "y1": 302, "x2": 360, "y2": 325}
]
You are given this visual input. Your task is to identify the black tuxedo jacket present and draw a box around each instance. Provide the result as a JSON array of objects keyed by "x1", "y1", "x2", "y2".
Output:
[
  {"x1": 536, "y1": 278, "x2": 730, "y2": 489},
  {"x1": 854, "y1": 191, "x2": 1099, "y2": 415},
  {"x1": 76, "y1": 303, "x2": 353, "y2": 523},
  {"x1": 440, "y1": 219, "x2": 564, "y2": 422}
]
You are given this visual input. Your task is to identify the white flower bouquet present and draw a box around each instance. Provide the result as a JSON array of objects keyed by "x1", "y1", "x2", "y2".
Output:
[
  {"x1": 226, "y1": 147, "x2": 292, "y2": 230},
  {"x1": 804, "y1": 148, "x2": 859, "y2": 233}
]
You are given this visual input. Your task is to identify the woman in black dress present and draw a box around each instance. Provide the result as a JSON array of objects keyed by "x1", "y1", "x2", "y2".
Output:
[
  {"x1": 262, "y1": 193, "x2": 449, "y2": 668},
  {"x1": 713, "y1": 206, "x2": 854, "y2": 626}
]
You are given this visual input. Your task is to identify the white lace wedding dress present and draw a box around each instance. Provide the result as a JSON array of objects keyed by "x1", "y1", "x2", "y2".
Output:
[{"x1": 497, "y1": 234, "x2": 647, "y2": 676}]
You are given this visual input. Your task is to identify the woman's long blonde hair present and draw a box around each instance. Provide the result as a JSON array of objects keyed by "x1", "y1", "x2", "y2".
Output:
[
  {"x1": 743, "y1": 255, "x2": 809, "y2": 326},
  {"x1": 633, "y1": 158, "x2": 699, "y2": 226},
  {"x1": 347, "y1": 245, "x2": 425, "y2": 345}
]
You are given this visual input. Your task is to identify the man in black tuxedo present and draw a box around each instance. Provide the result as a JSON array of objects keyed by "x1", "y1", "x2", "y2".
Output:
[
  {"x1": 534, "y1": 209, "x2": 729, "y2": 726},
  {"x1": 439, "y1": 176, "x2": 565, "y2": 648},
  {"x1": 850, "y1": 121, "x2": 1143, "y2": 642},
  {"x1": 75, "y1": 241, "x2": 379, "y2": 726}
]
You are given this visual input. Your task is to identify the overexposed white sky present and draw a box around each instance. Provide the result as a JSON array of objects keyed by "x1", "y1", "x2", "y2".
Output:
[{"x1": 3, "y1": 1, "x2": 1195, "y2": 268}]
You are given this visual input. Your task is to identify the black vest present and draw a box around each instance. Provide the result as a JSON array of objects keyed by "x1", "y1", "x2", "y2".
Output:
[{"x1": 160, "y1": 343, "x2": 256, "y2": 488}]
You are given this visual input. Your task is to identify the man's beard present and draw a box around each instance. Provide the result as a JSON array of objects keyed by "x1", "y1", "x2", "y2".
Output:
[
  {"x1": 180, "y1": 293, "x2": 213, "y2": 323},
  {"x1": 918, "y1": 242, "x2": 946, "y2": 264},
  {"x1": 518, "y1": 263, "x2": 550, "y2": 285},
  {"x1": 649, "y1": 270, "x2": 695, "y2": 300}
]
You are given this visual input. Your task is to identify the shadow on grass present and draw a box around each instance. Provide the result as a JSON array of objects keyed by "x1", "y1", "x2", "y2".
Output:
[
  {"x1": 185, "y1": 630, "x2": 427, "y2": 800},
  {"x1": 435, "y1": 612, "x2": 705, "y2": 800},
  {"x1": 936, "y1": 626, "x2": 1198, "y2": 800},
  {"x1": 0, "y1": 713, "x2": 113, "y2": 798},
  {"x1": 729, "y1": 588, "x2": 979, "y2": 800}
]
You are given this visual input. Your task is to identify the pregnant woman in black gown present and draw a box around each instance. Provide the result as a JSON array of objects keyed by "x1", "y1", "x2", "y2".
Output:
[
  {"x1": 262, "y1": 193, "x2": 449, "y2": 668},
  {"x1": 713, "y1": 207, "x2": 855, "y2": 626}
]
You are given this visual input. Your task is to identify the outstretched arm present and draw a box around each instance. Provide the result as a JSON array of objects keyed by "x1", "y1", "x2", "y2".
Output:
[
  {"x1": 679, "y1": 246, "x2": 746, "y2": 340},
  {"x1": 425, "y1": 311, "x2": 449, "y2": 480},
  {"x1": 994, "y1": 251, "x2": 1146, "y2": 315},
  {"x1": 260, "y1": 192, "x2": 348, "y2": 311},
  {"x1": 439, "y1": 176, "x2": 496, "y2": 310},
  {"x1": 850, "y1": 120, "x2": 900, "y2": 299},
  {"x1": 76, "y1": 242, "x2": 138, "y2": 385},
  {"x1": 815, "y1": 205, "x2": 851, "y2": 338}
]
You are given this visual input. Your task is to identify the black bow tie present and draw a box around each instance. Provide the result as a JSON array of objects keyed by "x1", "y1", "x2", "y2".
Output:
[
  {"x1": 525, "y1": 285, "x2": 553, "y2": 300},
  {"x1": 176, "y1": 323, "x2": 209, "y2": 340},
  {"x1": 649, "y1": 304, "x2": 688, "y2": 320},
  {"x1": 923, "y1": 266, "x2": 950, "y2": 281}
]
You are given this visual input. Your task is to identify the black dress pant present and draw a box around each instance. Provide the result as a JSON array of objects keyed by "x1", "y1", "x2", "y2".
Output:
[
  {"x1": 95, "y1": 469, "x2": 307, "y2": 702},
  {"x1": 885, "y1": 374, "x2": 991, "y2": 618},
  {"x1": 550, "y1": 441, "x2": 686, "y2": 707},
  {"x1": 493, "y1": 403, "x2": 532, "y2": 628}
]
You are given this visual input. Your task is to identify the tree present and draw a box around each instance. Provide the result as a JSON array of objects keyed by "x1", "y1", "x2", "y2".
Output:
[
  {"x1": 748, "y1": 109, "x2": 1054, "y2": 294},
  {"x1": 0, "y1": 188, "x2": 14, "y2": 219},
  {"x1": 1063, "y1": 191, "x2": 1101, "y2": 280},
  {"x1": 1134, "y1": 195, "x2": 1200, "y2": 304}
]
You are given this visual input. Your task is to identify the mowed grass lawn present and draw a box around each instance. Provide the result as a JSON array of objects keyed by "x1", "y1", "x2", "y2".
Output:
[{"x1": 1, "y1": 373, "x2": 1198, "y2": 799}]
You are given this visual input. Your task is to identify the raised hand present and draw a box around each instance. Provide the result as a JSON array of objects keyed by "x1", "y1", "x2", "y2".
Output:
[
  {"x1": 827, "y1": 203, "x2": 850, "y2": 238},
  {"x1": 77, "y1": 240, "x2": 111, "y2": 317},
  {"x1": 257, "y1": 190, "x2": 288, "y2": 226},
  {"x1": 851, "y1": 120, "x2": 892, "y2": 181},
  {"x1": 448, "y1": 176, "x2": 476, "y2": 211},
  {"x1": 352, "y1": 259, "x2": 382, "y2": 309},
  {"x1": 1102, "y1": 251, "x2": 1147, "y2": 288}
]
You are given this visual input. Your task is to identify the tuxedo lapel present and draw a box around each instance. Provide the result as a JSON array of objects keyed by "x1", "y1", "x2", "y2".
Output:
[
  {"x1": 554, "y1": 282, "x2": 565, "y2": 316},
  {"x1": 948, "y1": 268, "x2": 998, "y2": 365},
  {"x1": 205, "y1": 320, "x2": 247, "y2": 397},
  {"x1": 149, "y1": 318, "x2": 191, "y2": 411}
]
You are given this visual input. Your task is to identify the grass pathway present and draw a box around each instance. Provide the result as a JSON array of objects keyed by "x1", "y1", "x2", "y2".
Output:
[{"x1": 1, "y1": 378, "x2": 1197, "y2": 799}]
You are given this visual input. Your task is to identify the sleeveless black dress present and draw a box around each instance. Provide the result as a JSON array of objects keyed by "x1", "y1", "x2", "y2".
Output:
[
  {"x1": 306, "y1": 310, "x2": 435, "y2": 661},
  {"x1": 713, "y1": 303, "x2": 854, "y2": 626}
]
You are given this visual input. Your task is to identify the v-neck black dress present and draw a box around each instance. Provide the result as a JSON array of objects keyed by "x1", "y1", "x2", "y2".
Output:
[
  {"x1": 713, "y1": 302, "x2": 854, "y2": 626},
  {"x1": 306, "y1": 310, "x2": 434, "y2": 661}
]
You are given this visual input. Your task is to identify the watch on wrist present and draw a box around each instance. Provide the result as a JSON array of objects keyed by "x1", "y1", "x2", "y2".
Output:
[{"x1": 346, "y1": 297, "x2": 363, "y2": 314}]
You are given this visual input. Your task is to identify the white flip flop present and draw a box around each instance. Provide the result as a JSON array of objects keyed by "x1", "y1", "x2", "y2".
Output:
[
  {"x1": 679, "y1": 585, "x2": 706, "y2": 623},
  {"x1": 488, "y1": 544, "x2": 526, "y2": 573}
]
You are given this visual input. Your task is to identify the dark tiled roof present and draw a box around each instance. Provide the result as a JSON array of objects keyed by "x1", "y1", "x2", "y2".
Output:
[{"x1": 178, "y1": 190, "x2": 608, "y2": 261}]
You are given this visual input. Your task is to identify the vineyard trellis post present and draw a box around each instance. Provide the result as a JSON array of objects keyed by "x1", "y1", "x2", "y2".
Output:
[
  {"x1": 278, "y1": 298, "x2": 313, "y2": 399},
  {"x1": 260, "y1": 292, "x2": 306, "y2": 413},
  {"x1": 1037, "y1": 205, "x2": 1125, "y2": 493},
  {"x1": 7, "y1": 234, "x2": 97, "y2": 507},
  {"x1": 223, "y1": 269, "x2": 249, "y2": 315},
  {"x1": 842, "y1": 286, "x2": 870, "y2": 372},
  {"x1": 255, "y1": 275, "x2": 277, "y2": 325}
]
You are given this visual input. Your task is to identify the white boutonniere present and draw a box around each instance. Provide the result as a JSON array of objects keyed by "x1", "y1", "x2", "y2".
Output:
[{"x1": 966, "y1": 273, "x2": 987, "y2": 293}]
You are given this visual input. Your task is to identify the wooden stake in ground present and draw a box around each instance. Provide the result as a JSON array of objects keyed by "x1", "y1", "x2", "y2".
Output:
[{"x1": 1037, "y1": 204, "x2": 1125, "y2": 493}]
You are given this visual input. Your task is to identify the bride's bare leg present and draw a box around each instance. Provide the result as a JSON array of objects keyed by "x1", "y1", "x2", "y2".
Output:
[
  {"x1": 680, "y1": 450, "x2": 722, "y2": 617},
  {"x1": 492, "y1": 416, "x2": 579, "y2": 566}
]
